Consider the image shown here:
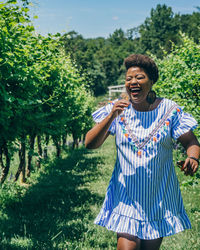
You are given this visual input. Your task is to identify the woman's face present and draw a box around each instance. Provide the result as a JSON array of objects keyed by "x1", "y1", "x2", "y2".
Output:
[{"x1": 125, "y1": 66, "x2": 153, "y2": 104}]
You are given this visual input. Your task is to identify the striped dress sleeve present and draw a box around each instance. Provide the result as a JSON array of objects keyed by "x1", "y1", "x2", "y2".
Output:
[
  {"x1": 171, "y1": 107, "x2": 198, "y2": 140},
  {"x1": 92, "y1": 102, "x2": 116, "y2": 135}
]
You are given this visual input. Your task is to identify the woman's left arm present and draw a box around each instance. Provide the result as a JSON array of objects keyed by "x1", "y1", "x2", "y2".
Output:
[{"x1": 178, "y1": 130, "x2": 200, "y2": 176}]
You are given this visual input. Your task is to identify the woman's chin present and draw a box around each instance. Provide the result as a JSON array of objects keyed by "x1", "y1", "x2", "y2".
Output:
[
  {"x1": 130, "y1": 94, "x2": 144, "y2": 104},
  {"x1": 126, "y1": 91, "x2": 147, "y2": 104}
]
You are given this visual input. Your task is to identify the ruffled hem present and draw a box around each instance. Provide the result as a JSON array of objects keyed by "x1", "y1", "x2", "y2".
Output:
[{"x1": 94, "y1": 209, "x2": 191, "y2": 239}]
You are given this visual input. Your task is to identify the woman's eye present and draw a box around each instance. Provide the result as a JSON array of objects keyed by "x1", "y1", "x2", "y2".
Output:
[{"x1": 136, "y1": 76, "x2": 144, "y2": 80}]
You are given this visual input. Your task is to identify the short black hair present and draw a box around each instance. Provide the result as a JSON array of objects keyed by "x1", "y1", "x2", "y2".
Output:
[{"x1": 124, "y1": 54, "x2": 159, "y2": 83}]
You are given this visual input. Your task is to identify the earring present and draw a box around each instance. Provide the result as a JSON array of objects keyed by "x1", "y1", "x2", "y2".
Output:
[{"x1": 146, "y1": 90, "x2": 156, "y2": 104}]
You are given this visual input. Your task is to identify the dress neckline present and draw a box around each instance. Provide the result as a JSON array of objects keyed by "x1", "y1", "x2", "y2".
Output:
[{"x1": 130, "y1": 98, "x2": 164, "y2": 114}]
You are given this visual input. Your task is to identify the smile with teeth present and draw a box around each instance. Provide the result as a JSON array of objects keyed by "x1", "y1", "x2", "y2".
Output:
[{"x1": 130, "y1": 87, "x2": 142, "y2": 94}]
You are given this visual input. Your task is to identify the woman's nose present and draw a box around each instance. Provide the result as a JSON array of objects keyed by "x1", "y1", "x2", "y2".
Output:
[{"x1": 130, "y1": 79, "x2": 138, "y2": 85}]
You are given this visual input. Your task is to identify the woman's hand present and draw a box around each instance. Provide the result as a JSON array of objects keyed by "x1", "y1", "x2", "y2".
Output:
[
  {"x1": 85, "y1": 99, "x2": 130, "y2": 149},
  {"x1": 177, "y1": 130, "x2": 200, "y2": 176},
  {"x1": 110, "y1": 99, "x2": 130, "y2": 118},
  {"x1": 178, "y1": 158, "x2": 199, "y2": 176}
]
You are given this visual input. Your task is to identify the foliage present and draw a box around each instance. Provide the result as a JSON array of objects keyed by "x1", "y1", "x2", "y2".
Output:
[
  {"x1": 62, "y1": 29, "x2": 137, "y2": 96},
  {"x1": 177, "y1": 11, "x2": 200, "y2": 44},
  {"x1": 62, "y1": 5, "x2": 200, "y2": 96},
  {"x1": 139, "y1": 4, "x2": 181, "y2": 58},
  {"x1": 61, "y1": 32, "x2": 106, "y2": 95},
  {"x1": 0, "y1": 0, "x2": 95, "y2": 183},
  {"x1": 154, "y1": 34, "x2": 200, "y2": 133}
]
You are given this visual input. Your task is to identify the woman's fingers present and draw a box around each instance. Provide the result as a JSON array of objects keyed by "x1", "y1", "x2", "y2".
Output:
[
  {"x1": 111, "y1": 100, "x2": 130, "y2": 117},
  {"x1": 181, "y1": 158, "x2": 189, "y2": 172},
  {"x1": 115, "y1": 100, "x2": 130, "y2": 108},
  {"x1": 181, "y1": 158, "x2": 190, "y2": 175},
  {"x1": 193, "y1": 163, "x2": 199, "y2": 174},
  {"x1": 188, "y1": 162, "x2": 194, "y2": 176},
  {"x1": 181, "y1": 158, "x2": 199, "y2": 176},
  {"x1": 191, "y1": 160, "x2": 199, "y2": 174}
]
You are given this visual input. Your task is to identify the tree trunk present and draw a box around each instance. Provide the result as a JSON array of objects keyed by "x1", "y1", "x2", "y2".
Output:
[
  {"x1": 0, "y1": 146, "x2": 4, "y2": 169},
  {"x1": 15, "y1": 138, "x2": 26, "y2": 182},
  {"x1": 52, "y1": 135, "x2": 61, "y2": 157},
  {"x1": 37, "y1": 135, "x2": 43, "y2": 168},
  {"x1": 27, "y1": 133, "x2": 36, "y2": 177},
  {"x1": 82, "y1": 134, "x2": 86, "y2": 146},
  {"x1": 72, "y1": 133, "x2": 79, "y2": 149},
  {"x1": 43, "y1": 134, "x2": 49, "y2": 159},
  {"x1": 0, "y1": 143, "x2": 11, "y2": 184},
  {"x1": 62, "y1": 134, "x2": 67, "y2": 148}
]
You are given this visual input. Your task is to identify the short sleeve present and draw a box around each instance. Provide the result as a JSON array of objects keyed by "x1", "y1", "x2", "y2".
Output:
[
  {"x1": 171, "y1": 107, "x2": 198, "y2": 140},
  {"x1": 92, "y1": 102, "x2": 116, "y2": 135}
]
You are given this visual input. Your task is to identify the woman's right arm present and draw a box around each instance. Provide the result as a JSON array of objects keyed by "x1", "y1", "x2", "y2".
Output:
[{"x1": 85, "y1": 99, "x2": 129, "y2": 149}]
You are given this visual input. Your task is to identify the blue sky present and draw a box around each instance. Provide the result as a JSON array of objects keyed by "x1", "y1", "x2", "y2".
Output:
[{"x1": 31, "y1": 0, "x2": 199, "y2": 38}]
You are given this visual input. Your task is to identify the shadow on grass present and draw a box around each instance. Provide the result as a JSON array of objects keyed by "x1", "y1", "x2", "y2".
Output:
[{"x1": 0, "y1": 147, "x2": 104, "y2": 249}]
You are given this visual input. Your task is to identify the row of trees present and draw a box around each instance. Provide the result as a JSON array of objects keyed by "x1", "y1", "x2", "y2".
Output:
[
  {"x1": 62, "y1": 4, "x2": 200, "y2": 95},
  {"x1": 0, "y1": 0, "x2": 94, "y2": 183},
  {"x1": 155, "y1": 34, "x2": 200, "y2": 133}
]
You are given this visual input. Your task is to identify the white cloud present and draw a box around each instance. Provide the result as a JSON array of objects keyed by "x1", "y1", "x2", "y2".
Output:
[{"x1": 112, "y1": 16, "x2": 119, "y2": 20}]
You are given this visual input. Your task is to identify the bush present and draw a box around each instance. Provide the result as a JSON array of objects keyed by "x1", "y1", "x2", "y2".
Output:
[{"x1": 154, "y1": 34, "x2": 200, "y2": 134}]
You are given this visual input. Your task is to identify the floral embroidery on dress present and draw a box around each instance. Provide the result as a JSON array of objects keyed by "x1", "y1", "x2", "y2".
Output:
[
  {"x1": 108, "y1": 99, "x2": 181, "y2": 156},
  {"x1": 109, "y1": 100, "x2": 181, "y2": 156},
  {"x1": 119, "y1": 104, "x2": 181, "y2": 156}
]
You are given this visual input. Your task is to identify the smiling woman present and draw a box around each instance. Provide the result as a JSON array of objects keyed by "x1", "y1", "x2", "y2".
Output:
[
  {"x1": 85, "y1": 54, "x2": 200, "y2": 250},
  {"x1": 124, "y1": 54, "x2": 159, "y2": 111}
]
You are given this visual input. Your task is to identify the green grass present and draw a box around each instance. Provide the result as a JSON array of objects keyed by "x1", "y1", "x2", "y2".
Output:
[{"x1": 0, "y1": 136, "x2": 199, "y2": 249}]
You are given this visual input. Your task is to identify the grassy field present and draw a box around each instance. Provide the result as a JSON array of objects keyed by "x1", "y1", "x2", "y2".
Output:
[{"x1": 0, "y1": 136, "x2": 199, "y2": 249}]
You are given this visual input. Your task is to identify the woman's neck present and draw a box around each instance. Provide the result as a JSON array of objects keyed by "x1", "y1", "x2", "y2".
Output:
[
  {"x1": 130, "y1": 98, "x2": 162, "y2": 112},
  {"x1": 131, "y1": 100, "x2": 152, "y2": 112}
]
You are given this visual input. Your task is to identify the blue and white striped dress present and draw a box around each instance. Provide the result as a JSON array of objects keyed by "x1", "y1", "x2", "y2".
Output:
[{"x1": 92, "y1": 98, "x2": 198, "y2": 240}]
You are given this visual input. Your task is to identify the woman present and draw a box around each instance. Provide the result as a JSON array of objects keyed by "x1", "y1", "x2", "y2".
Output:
[{"x1": 85, "y1": 54, "x2": 199, "y2": 250}]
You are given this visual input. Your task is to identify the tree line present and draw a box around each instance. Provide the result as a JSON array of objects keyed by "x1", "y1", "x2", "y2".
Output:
[
  {"x1": 0, "y1": 0, "x2": 94, "y2": 184},
  {"x1": 62, "y1": 4, "x2": 200, "y2": 96}
]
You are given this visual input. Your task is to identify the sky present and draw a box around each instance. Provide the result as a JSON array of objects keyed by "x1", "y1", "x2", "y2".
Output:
[{"x1": 31, "y1": 0, "x2": 199, "y2": 38}]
